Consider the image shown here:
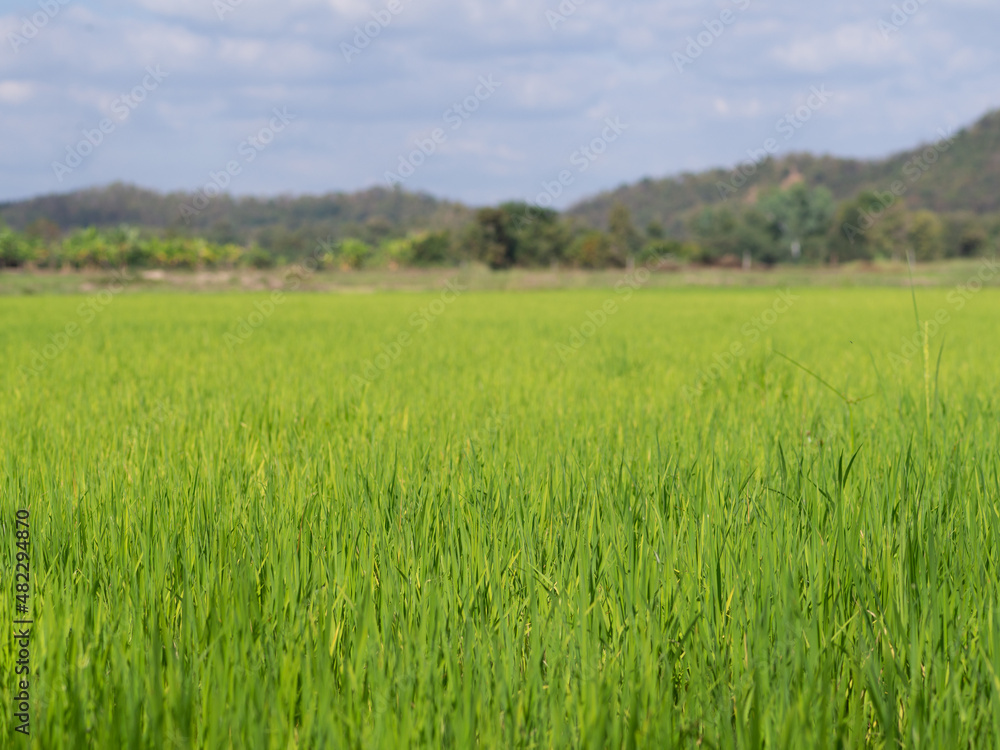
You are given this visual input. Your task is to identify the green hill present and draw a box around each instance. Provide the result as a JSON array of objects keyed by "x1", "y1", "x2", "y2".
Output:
[
  {"x1": 0, "y1": 183, "x2": 472, "y2": 257},
  {"x1": 3, "y1": 108, "x2": 999, "y2": 264},
  {"x1": 568, "y1": 109, "x2": 1000, "y2": 232}
]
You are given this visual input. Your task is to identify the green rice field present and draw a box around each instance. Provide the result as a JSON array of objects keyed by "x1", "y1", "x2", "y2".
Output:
[{"x1": 2, "y1": 276, "x2": 1000, "y2": 747}]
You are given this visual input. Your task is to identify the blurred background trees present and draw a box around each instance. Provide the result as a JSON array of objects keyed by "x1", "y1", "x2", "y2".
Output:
[{"x1": 3, "y1": 111, "x2": 1000, "y2": 272}]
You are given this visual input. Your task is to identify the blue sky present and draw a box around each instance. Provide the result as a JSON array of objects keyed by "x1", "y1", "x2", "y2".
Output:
[{"x1": 1, "y1": 0, "x2": 998, "y2": 207}]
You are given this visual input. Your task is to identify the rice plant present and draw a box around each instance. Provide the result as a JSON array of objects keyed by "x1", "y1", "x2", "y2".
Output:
[{"x1": 1, "y1": 285, "x2": 998, "y2": 747}]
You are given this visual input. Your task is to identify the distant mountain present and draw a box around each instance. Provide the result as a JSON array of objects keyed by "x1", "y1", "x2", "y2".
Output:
[
  {"x1": 0, "y1": 183, "x2": 472, "y2": 256},
  {"x1": 567, "y1": 109, "x2": 1000, "y2": 233},
  {"x1": 3, "y1": 108, "x2": 1000, "y2": 253}
]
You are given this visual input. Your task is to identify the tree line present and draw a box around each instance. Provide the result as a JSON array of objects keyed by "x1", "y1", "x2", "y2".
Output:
[{"x1": 2, "y1": 182, "x2": 995, "y2": 272}]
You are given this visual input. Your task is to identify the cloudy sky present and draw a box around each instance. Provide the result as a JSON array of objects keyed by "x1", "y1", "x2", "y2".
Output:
[{"x1": 1, "y1": 0, "x2": 997, "y2": 207}]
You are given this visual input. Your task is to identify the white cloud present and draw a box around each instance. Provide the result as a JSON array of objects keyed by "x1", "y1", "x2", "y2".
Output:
[
  {"x1": 130, "y1": 0, "x2": 223, "y2": 23},
  {"x1": 0, "y1": 80, "x2": 35, "y2": 104},
  {"x1": 0, "y1": 0, "x2": 999, "y2": 204},
  {"x1": 769, "y1": 23, "x2": 907, "y2": 72}
]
